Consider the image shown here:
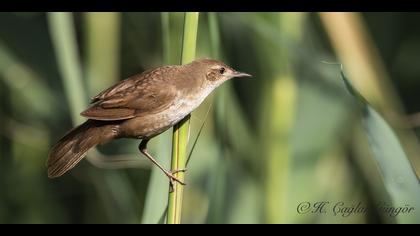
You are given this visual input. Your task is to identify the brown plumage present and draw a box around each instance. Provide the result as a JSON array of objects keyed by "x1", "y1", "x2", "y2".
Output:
[{"x1": 47, "y1": 58, "x2": 251, "y2": 186}]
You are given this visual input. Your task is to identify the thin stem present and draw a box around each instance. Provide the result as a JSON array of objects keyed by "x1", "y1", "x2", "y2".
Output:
[
  {"x1": 261, "y1": 13, "x2": 305, "y2": 223},
  {"x1": 208, "y1": 12, "x2": 221, "y2": 60},
  {"x1": 166, "y1": 12, "x2": 199, "y2": 224},
  {"x1": 85, "y1": 12, "x2": 120, "y2": 95},
  {"x1": 47, "y1": 12, "x2": 87, "y2": 124},
  {"x1": 186, "y1": 103, "x2": 212, "y2": 166},
  {"x1": 161, "y1": 12, "x2": 171, "y2": 65}
]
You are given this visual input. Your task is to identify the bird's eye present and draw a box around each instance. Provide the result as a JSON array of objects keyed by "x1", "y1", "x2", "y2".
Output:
[{"x1": 219, "y1": 67, "x2": 225, "y2": 74}]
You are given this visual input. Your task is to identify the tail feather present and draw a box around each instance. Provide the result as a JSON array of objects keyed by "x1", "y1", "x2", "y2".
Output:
[{"x1": 47, "y1": 120, "x2": 118, "y2": 178}]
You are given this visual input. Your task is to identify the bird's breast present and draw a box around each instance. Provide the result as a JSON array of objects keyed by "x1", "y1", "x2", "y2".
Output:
[{"x1": 119, "y1": 86, "x2": 214, "y2": 139}]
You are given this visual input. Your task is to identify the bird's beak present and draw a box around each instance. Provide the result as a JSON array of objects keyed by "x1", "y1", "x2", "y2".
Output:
[{"x1": 232, "y1": 70, "x2": 252, "y2": 78}]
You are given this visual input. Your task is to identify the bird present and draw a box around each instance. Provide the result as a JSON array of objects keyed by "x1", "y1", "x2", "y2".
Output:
[{"x1": 47, "y1": 58, "x2": 251, "y2": 187}]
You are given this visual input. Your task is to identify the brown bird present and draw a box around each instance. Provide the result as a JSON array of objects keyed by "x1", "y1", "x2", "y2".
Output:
[{"x1": 47, "y1": 58, "x2": 251, "y2": 186}]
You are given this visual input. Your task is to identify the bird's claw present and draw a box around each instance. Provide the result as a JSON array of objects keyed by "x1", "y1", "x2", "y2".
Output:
[
  {"x1": 171, "y1": 168, "x2": 187, "y2": 174},
  {"x1": 166, "y1": 170, "x2": 186, "y2": 193}
]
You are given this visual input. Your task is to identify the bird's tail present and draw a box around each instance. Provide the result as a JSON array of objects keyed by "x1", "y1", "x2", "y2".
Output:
[{"x1": 47, "y1": 120, "x2": 118, "y2": 178}]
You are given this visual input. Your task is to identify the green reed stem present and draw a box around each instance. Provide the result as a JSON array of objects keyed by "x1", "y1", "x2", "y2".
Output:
[
  {"x1": 166, "y1": 12, "x2": 199, "y2": 224},
  {"x1": 161, "y1": 12, "x2": 171, "y2": 65},
  {"x1": 85, "y1": 12, "x2": 120, "y2": 95},
  {"x1": 47, "y1": 12, "x2": 87, "y2": 125}
]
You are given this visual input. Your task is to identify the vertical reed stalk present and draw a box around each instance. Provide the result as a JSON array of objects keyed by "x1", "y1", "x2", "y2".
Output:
[
  {"x1": 85, "y1": 12, "x2": 120, "y2": 95},
  {"x1": 261, "y1": 13, "x2": 305, "y2": 223},
  {"x1": 161, "y1": 12, "x2": 171, "y2": 65},
  {"x1": 47, "y1": 12, "x2": 86, "y2": 124},
  {"x1": 166, "y1": 12, "x2": 199, "y2": 224}
]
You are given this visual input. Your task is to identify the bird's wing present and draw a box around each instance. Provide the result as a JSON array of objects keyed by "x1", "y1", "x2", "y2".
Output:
[{"x1": 81, "y1": 68, "x2": 179, "y2": 121}]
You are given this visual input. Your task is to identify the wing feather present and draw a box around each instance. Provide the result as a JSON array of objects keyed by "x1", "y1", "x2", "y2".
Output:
[{"x1": 81, "y1": 67, "x2": 179, "y2": 121}]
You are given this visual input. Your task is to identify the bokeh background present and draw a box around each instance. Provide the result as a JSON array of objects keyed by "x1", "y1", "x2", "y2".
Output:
[{"x1": 0, "y1": 12, "x2": 419, "y2": 224}]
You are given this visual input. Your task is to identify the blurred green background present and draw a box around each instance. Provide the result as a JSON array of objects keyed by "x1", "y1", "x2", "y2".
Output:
[{"x1": 0, "y1": 12, "x2": 419, "y2": 224}]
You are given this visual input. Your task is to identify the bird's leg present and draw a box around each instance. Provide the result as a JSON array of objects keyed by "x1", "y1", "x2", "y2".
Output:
[{"x1": 138, "y1": 139, "x2": 186, "y2": 190}]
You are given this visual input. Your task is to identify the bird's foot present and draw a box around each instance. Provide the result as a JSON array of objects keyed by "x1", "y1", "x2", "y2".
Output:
[
  {"x1": 166, "y1": 169, "x2": 186, "y2": 193},
  {"x1": 171, "y1": 168, "x2": 187, "y2": 174}
]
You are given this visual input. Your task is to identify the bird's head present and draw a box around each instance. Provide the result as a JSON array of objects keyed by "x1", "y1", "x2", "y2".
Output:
[{"x1": 190, "y1": 58, "x2": 252, "y2": 88}]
